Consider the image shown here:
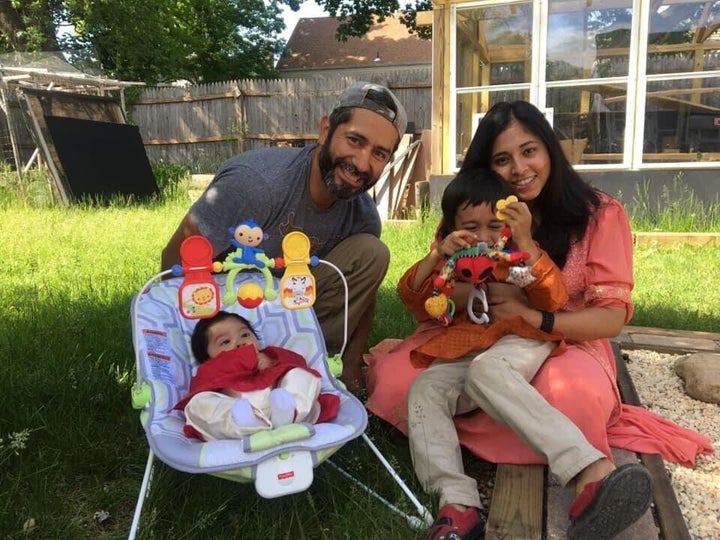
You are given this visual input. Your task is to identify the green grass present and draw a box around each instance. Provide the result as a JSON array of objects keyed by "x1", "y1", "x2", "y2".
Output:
[
  {"x1": 627, "y1": 174, "x2": 720, "y2": 232},
  {"x1": 1, "y1": 171, "x2": 719, "y2": 538},
  {"x1": 0, "y1": 197, "x2": 427, "y2": 540},
  {"x1": 373, "y1": 210, "x2": 720, "y2": 344}
]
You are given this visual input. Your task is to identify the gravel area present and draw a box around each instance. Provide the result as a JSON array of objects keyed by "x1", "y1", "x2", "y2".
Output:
[{"x1": 625, "y1": 349, "x2": 720, "y2": 540}]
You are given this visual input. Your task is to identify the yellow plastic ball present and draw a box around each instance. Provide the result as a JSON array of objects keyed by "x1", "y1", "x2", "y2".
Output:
[{"x1": 237, "y1": 282, "x2": 264, "y2": 308}]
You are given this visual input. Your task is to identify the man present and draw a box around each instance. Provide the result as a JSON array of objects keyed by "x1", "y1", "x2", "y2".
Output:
[{"x1": 161, "y1": 81, "x2": 407, "y2": 392}]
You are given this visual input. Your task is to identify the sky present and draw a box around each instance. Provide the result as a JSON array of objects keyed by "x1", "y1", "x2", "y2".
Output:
[{"x1": 279, "y1": 1, "x2": 328, "y2": 41}]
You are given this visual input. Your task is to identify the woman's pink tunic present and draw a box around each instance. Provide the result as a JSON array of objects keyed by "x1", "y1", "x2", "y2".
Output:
[{"x1": 365, "y1": 195, "x2": 712, "y2": 466}]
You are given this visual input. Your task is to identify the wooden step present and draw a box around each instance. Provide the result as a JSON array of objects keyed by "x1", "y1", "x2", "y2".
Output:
[{"x1": 486, "y1": 464, "x2": 544, "y2": 539}]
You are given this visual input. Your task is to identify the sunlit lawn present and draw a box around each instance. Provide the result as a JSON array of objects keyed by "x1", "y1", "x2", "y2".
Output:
[{"x1": 1, "y1": 175, "x2": 719, "y2": 538}]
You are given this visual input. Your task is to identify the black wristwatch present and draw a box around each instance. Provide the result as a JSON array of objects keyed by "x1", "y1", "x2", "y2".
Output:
[{"x1": 540, "y1": 310, "x2": 555, "y2": 333}]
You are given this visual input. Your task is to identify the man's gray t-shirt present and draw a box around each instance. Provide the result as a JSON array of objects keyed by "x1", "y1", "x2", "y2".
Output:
[{"x1": 190, "y1": 144, "x2": 382, "y2": 260}]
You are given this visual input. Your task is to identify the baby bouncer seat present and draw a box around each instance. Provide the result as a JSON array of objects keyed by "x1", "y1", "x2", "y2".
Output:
[{"x1": 128, "y1": 232, "x2": 430, "y2": 539}]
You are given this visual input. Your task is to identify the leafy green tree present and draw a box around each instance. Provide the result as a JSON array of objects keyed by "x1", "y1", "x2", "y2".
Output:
[
  {"x1": 0, "y1": 0, "x2": 432, "y2": 83},
  {"x1": 0, "y1": 0, "x2": 63, "y2": 52},
  {"x1": 62, "y1": 0, "x2": 291, "y2": 83},
  {"x1": 0, "y1": 0, "x2": 298, "y2": 82},
  {"x1": 314, "y1": 0, "x2": 431, "y2": 40}
]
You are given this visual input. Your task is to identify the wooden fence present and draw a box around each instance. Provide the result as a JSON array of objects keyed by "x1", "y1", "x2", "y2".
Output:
[{"x1": 130, "y1": 72, "x2": 431, "y2": 169}]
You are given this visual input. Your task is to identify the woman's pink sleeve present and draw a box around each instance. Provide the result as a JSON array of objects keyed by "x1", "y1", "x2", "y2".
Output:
[{"x1": 584, "y1": 198, "x2": 635, "y2": 322}]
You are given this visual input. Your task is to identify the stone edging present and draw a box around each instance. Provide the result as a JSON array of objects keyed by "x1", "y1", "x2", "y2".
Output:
[{"x1": 614, "y1": 325, "x2": 720, "y2": 355}]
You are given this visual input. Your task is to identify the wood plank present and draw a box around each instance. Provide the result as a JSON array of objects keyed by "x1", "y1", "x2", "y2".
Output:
[
  {"x1": 613, "y1": 343, "x2": 692, "y2": 540},
  {"x1": 486, "y1": 464, "x2": 544, "y2": 540},
  {"x1": 581, "y1": 152, "x2": 720, "y2": 162},
  {"x1": 142, "y1": 133, "x2": 319, "y2": 145}
]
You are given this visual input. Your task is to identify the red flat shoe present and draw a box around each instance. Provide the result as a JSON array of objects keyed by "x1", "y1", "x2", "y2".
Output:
[
  {"x1": 567, "y1": 463, "x2": 653, "y2": 540},
  {"x1": 425, "y1": 505, "x2": 486, "y2": 540}
]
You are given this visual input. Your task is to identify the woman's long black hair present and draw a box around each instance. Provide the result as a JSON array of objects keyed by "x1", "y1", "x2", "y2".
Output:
[{"x1": 460, "y1": 101, "x2": 601, "y2": 268}]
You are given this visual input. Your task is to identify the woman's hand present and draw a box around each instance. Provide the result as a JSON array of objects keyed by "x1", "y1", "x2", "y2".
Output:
[
  {"x1": 487, "y1": 280, "x2": 629, "y2": 340},
  {"x1": 485, "y1": 282, "x2": 532, "y2": 322}
]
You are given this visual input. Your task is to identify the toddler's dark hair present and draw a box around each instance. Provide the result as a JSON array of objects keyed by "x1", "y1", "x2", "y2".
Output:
[
  {"x1": 438, "y1": 168, "x2": 517, "y2": 239},
  {"x1": 190, "y1": 311, "x2": 257, "y2": 363}
]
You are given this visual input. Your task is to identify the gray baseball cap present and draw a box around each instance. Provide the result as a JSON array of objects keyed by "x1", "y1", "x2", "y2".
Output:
[{"x1": 335, "y1": 81, "x2": 408, "y2": 139}]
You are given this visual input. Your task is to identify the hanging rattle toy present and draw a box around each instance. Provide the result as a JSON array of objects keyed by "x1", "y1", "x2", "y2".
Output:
[
  {"x1": 424, "y1": 196, "x2": 531, "y2": 326},
  {"x1": 279, "y1": 231, "x2": 320, "y2": 310},
  {"x1": 212, "y1": 219, "x2": 285, "y2": 307},
  {"x1": 173, "y1": 235, "x2": 221, "y2": 319}
]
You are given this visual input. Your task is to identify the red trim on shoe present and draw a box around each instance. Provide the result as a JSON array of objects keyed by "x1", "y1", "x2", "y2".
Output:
[
  {"x1": 425, "y1": 505, "x2": 486, "y2": 540},
  {"x1": 567, "y1": 463, "x2": 653, "y2": 540},
  {"x1": 569, "y1": 479, "x2": 603, "y2": 519}
]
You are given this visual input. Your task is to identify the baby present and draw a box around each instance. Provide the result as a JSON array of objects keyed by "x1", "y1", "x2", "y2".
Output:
[{"x1": 174, "y1": 311, "x2": 338, "y2": 441}]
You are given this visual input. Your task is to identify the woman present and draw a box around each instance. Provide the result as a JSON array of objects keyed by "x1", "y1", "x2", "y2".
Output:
[{"x1": 365, "y1": 101, "x2": 712, "y2": 540}]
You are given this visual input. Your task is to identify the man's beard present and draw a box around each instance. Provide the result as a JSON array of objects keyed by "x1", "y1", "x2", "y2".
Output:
[{"x1": 318, "y1": 141, "x2": 374, "y2": 200}]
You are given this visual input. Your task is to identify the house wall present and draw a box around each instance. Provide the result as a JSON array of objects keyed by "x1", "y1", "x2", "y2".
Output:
[{"x1": 278, "y1": 65, "x2": 430, "y2": 80}]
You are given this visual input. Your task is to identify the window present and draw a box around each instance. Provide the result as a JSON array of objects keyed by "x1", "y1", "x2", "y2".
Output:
[
  {"x1": 450, "y1": 0, "x2": 720, "y2": 170},
  {"x1": 642, "y1": 1, "x2": 720, "y2": 162},
  {"x1": 453, "y1": 1, "x2": 535, "y2": 168}
]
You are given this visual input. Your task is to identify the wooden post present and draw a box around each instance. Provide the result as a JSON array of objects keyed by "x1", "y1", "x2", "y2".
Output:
[
  {"x1": 0, "y1": 78, "x2": 26, "y2": 192},
  {"x1": 20, "y1": 91, "x2": 70, "y2": 206}
]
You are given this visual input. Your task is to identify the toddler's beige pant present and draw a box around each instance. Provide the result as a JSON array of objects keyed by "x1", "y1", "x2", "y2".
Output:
[{"x1": 408, "y1": 334, "x2": 605, "y2": 508}]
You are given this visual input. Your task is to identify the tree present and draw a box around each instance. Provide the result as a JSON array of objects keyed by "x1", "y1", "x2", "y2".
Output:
[
  {"x1": 0, "y1": 0, "x2": 297, "y2": 82},
  {"x1": 61, "y1": 0, "x2": 290, "y2": 83},
  {"x1": 0, "y1": 0, "x2": 62, "y2": 52},
  {"x1": 314, "y1": 0, "x2": 432, "y2": 40},
  {"x1": 0, "y1": 0, "x2": 432, "y2": 83}
]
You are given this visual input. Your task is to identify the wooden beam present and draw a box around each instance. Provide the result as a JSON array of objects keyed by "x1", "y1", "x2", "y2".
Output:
[
  {"x1": 431, "y1": 3, "x2": 447, "y2": 175},
  {"x1": 486, "y1": 464, "x2": 544, "y2": 540},
  {"x1": 134, "y1": 91, "x2": 240, "y2": 105},
  {"x1": 456, "y1": 21, "x2": 490, "y2": 64},
  {"x1": 416, "y1": 10, "x2": 433, "y2": 27},
  {"x1": 20, "y1": 91, "x2": 70, "y2": 205},
  {"x1": 581, "y1": 152, "x2": 720, "y2": 162},
  {"x1": 600, "y1": 86, "x2": 720, "y2": 113},
  {"x1": 613, "y1": 343, "x2": 692, "y2": 540},
  {"x1": 697, "y1": 22, "x2": 720, "y2": 43},
  {"x1": 0, "y1": 79, "x2": 25, "y2": 180},
  {"x1": 487, "y1": 45, "x2": 529, "y2": 64}
]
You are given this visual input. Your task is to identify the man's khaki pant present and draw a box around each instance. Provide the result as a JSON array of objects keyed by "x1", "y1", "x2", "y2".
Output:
[
  {"x1": 311, "y1": 233, "x2": 390, "y2": 356},
  {"x1": 408, "y1": 334, "x2": 605, "y2": 508}
]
